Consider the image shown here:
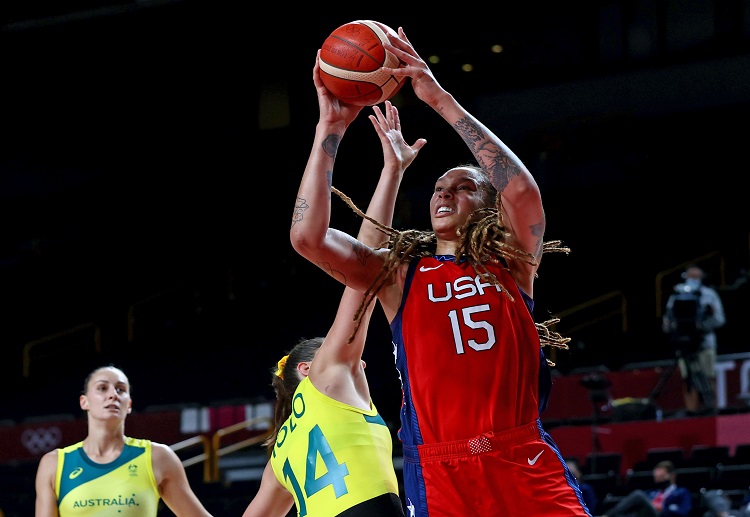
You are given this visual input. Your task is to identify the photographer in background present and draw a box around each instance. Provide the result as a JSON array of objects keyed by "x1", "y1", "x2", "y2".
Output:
[{"x1": 662, "y1": 265, "x2": 726, "y2": 415}]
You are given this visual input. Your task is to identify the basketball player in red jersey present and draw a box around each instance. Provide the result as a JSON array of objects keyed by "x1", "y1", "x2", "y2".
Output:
[{"x1": 291, "y1": 25, "x2": 591, "y2": 517}]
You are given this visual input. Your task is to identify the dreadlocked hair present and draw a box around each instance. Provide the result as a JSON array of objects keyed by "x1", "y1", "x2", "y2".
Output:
[
  {"x1": 536, "y1": 317, "x2": 571, "y2": 367},
  {"x1": 331, "y1": 186, "x2": 571, "y2": 366},
  {"x1": 332, "y1": 186, "x2": 436, "y2": 328},
  {"x1": 453, "y1": 207, "x2": 535, "y2": 299}
]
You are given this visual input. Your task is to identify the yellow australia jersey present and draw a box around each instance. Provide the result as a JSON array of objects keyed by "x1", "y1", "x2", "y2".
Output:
[
  {"x1": 55, "y1": 437, "x2": 160, "y2": 516},
  {"x1": 270, "y1": 377, "x2": 399, "y2": 517}
]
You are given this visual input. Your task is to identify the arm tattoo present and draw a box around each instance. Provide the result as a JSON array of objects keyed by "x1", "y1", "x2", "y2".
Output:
[
  {"x1": 455, "y1": 117, "x2": 484, "y2": 147},
  {"x1": 530, "y1": 221, "x2": 544, "y2": 257},
  {"x1": 291, "y1": 196, "x2": 308, "y2": 228},
  {"x1": 353, "y1": 240, "x2": 373, "y2": 266},
  {"x1": 316, "y1": 261, "x2": 347, "y2": 284},
  {"x1": 341, "y1": 233, "x2": 372, "y2": 267},
  {"x1": 316, "y1": 234, "x2": 372, "y2": 284},
  {"x1": 322, "y1": 134, "x2": 340, "y2": 158},
  {"x1": 484, "y1": 151, "x2": 522, "y2": 193},
  {"x1": 455, "y1": 116, "x2": 521, "y2": 193}
]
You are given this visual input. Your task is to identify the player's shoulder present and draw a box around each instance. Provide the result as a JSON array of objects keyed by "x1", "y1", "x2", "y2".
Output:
[
  {"x1": 150, "y1": 441, "x2": 181, "y2": 463},
  {"x1": 36, "y1": 448, "x2": 60, "y2": 475},
  {"x1": 124, "y1": 436, "x2": 153, "y2": 448}
]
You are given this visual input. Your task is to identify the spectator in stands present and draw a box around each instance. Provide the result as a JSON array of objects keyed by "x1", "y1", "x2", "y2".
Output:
[
  {"x1": 34, "y1": 365, "x2": 214, "y2": 516},
  {"x1": 663, "y1": 265, "x2": 726, "y2": 414},
  {"x1": 701, "y1": 489, "x2": 750, "y2": 517},
  {"x1": 597, "y1": 460, "x2": 691, "y2": 517},
  {"x1": 738, "y1": 494, "x2": 750, "y2": 517},
  {"x1": 567, "y1": 458, "x2": 599, "y2": 514}
]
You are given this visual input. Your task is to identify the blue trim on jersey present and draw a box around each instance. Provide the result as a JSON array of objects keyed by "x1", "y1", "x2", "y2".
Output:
[
  {"x1": 391, "y1": 259, "x2": 424, "y2": 448},
  {"x1": 363, "y1": 413, "x2": 387, "y2": 426},
  {"x1": 538, "y1": 349, "x2": 552, "y2": 414},
  {"x1": 516, "y1": 276, "x2": 552, "y2": 416},
  {"x1": 58, "y1": 443, "x2": 146, "y2": 503},
  {"x1": 391, "y1": 259, "x2": 429, "y2": 517},
  {"x1": 539, "y1": 420, "x2": 594, "y2": 517}
]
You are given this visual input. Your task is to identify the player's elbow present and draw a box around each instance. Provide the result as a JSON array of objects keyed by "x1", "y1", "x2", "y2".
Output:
[
  {"x1": 290, "y1": 227, "x2": 326, "y2": 260},
  {"x1": 515, "y1": 181, "x2": 542, "y2": 204},
  {"x1": 290, "y1": 229, "x2": 312, "y2": 256},
  {"x1": 502, "y1": 180, "x2": 542, "y2": 210}
]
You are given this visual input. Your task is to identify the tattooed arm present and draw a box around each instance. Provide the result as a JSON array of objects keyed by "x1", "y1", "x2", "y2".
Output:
[
  {"x1": 311, "y1": 99, "x2": 424, "y2": 408},
  {"x1": 290, "y1": 51, "x2": 424, "y2": 295},
  {"x1": 382, "y1": 25, "x2": 545, "y2": 296},
  {"x1": 290, "y1": 51, "x2": 362, "y2": 285}
]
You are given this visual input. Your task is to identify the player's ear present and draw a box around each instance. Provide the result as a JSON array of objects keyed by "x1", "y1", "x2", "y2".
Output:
[
  {"x1": 298, "y1": 361, "x2": 311, "y2": 378},
  {"x1": 79, "y1": 394, "x2": 89, "y2": 411}
]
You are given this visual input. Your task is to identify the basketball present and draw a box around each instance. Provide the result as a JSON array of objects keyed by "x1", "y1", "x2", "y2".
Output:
[{"x1": 319, "y1": 20, "x2": 405, "y2": 106}]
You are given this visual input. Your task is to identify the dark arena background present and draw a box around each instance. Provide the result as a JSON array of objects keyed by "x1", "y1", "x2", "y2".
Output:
[{"x1": 2, "y1": 2, "x2": 750, "y2": 515}]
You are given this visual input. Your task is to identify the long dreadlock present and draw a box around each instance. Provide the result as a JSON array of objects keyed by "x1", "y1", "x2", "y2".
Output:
[{"x1": 331, "y1": 180, "x2": 572, "y2": 367}]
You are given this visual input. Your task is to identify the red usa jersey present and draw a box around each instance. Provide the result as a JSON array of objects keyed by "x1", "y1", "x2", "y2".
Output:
[{"x1": 390, "y1": 255, "x2": 549, "y2": 446}]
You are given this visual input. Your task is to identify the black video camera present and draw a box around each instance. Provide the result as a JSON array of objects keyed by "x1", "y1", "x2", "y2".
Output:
[{"x1": 665, "y1": 286, "x2": 706, "y2": 355}]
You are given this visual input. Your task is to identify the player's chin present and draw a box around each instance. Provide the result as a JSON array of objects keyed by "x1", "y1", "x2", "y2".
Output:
[{"x1": 431, "y1": 216, "x2": 458, "y2": 234}]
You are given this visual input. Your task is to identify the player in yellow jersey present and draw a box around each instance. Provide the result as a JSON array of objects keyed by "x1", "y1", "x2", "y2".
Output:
[
  {"x1": 34, "y1": 365, "x2": 213, "y2": 517},
  {"x1": 242, "y1": 99, "x2": 425, "y2": 517}
]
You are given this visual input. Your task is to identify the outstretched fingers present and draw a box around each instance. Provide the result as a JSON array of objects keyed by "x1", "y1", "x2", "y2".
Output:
[
  {"x1": 381, "y1": 29, "x2": 422, "y2": 76},
  {"x1": 371, "y1": 100, "x2": 398, "y2": 130},
  {"x1": 386, "y1": 100, "x2": 401, "y2": 131}
]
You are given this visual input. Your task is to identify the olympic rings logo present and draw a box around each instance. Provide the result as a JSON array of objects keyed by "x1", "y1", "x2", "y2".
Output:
[{"x1": 21, "y1": 427, "x2": 62, "y2": 454}]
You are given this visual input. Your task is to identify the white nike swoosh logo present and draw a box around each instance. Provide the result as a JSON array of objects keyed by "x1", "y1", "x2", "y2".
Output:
[
  {"x1": 527, "y1": 450, "x2": 544, "y2": 465},
  {"x1": 419, "y1": 264, "x2": 443, "y2": 272}
]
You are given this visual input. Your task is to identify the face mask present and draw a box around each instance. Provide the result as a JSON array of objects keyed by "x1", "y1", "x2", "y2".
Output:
[{"x1": 685, "y1": 278, "x2": 701, "y2": 290}]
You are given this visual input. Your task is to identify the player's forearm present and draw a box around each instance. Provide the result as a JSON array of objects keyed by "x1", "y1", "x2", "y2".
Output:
[
  {"x1": 357, "y1": 171, "x2": 401, "y2": 247},
  {"x1": 291, "y1": 125, "x2": 342, "y2": 249}
]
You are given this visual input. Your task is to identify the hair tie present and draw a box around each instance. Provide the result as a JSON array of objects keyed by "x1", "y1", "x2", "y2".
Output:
[{"x1": 275, "y1": 355, "x2": 289, "y2": 380}]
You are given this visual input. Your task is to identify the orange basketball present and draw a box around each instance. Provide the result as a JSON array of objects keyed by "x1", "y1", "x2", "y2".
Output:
[{"x1": 319, "y1": 20, "x2": 405, "y2": 106}]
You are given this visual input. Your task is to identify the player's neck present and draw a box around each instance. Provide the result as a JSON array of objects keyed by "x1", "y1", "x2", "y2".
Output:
[{"x1": 435, "y1": 241, "x2": 458, "y2": 256}]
